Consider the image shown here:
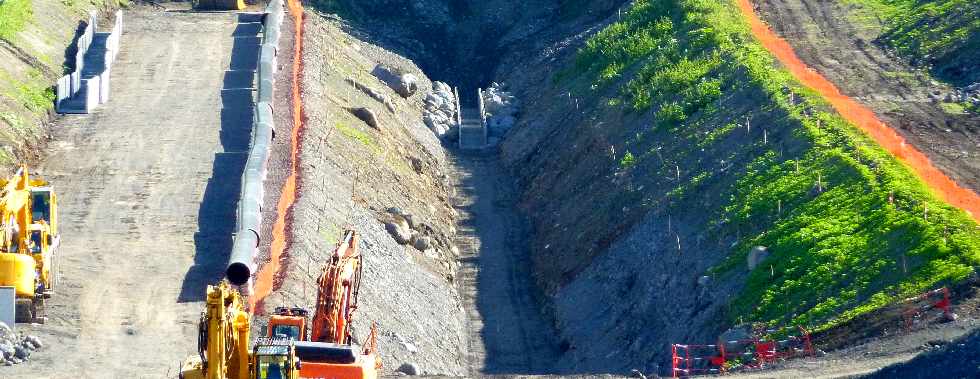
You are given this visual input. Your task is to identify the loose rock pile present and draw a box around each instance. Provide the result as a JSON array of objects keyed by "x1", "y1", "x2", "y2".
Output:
[
  {"x1": 481, "y1": 82, "x2": 519, "y2": 138},
  {"x1": 955, "y1": 82, "x2": 980, "y2": 107},
  {"x1": 422, "y1": 82, "x2": 458, "y2": 141},
  {"x1": 0, "y1": 322, "x2": 42, "y2": 366},
  {"x1": 382, "y1": 207, "x2": 452, "y2": 261}
]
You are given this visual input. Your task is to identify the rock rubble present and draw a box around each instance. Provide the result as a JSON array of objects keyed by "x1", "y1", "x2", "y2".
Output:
[
  {"x1": 422, "y1": 81, "x2": 458, "y2": 141},
  {"x1": 0, "y1": 322, "x2": 42, "y2": 366},
  {"x1": 481, "y1": 82, "x2": 520, "y2": 138}
]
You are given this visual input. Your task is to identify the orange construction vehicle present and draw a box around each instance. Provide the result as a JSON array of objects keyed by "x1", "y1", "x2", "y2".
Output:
[{"x1": 267, "y1": 229, "x2": 381, "y2": 379}]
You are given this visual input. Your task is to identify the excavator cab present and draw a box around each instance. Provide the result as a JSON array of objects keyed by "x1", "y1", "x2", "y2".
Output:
[
  {"x1": 268, "y1": 307, "x2": 309, "y2": 341},
  {"x1": 253, "y1": 343, "x2": 300, "y2": 379}
]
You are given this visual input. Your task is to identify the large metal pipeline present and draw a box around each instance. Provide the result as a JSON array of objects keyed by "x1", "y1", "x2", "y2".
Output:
[{"x1": 225, "y1": 0, "x2": 285, "y2": 286}]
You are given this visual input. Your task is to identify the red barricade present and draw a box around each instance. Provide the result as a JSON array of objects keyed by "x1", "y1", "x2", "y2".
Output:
[{"x1": 902, "y1": 287, "x2": 954, "y2": 330}]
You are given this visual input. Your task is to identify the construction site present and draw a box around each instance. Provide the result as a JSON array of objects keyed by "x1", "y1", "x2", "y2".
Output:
[{"x1": 0, "y1": 0, "x2": 977, "y2": 377}]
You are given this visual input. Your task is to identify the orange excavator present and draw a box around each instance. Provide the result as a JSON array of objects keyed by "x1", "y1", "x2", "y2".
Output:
[{"x1": 267, "y1": 229, "x2": 381, "y2": 379}]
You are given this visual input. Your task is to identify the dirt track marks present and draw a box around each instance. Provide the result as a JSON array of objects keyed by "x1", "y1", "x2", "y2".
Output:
[{"x1": 7, "y1": 9, "x2": 257, "y2": 378}]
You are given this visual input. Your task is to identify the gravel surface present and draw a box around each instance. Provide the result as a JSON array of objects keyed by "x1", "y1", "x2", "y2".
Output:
[
  {"x1": 451, "y1": 153, "x2": 562, "y2": 375},
  {"x1": 4, "y1": 6, "x2": 259, "y2": 377}
]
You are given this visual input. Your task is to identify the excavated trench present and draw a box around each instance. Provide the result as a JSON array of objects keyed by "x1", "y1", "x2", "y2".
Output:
[{"x1": 310, "y1": 0, "x2": 634, "y2": 375}]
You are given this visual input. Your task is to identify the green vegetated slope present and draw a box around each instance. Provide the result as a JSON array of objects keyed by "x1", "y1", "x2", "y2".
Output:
[
  {"x1": 844, "y1": 0, "x2": 979, "y2": 85},
  {"x1": 0, "y1": 0, "x2": 126, "y2": 167},
  {"x1": 560, "y1": 0, "x2": 980, "y2": 331}
]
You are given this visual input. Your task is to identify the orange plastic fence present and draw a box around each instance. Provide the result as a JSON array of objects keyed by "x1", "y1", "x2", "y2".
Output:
[
  {"x1": 252, "y1": 0, "x2": 306, "y2": 311},
  {"x1": 736, "y1": 0, "x2": 980, "y2": 222}
]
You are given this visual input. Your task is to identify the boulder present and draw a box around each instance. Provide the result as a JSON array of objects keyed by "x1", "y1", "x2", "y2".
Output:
[
  {"x1": 25, "y1": 336, "x2": 41, "y2": 350},
  {"x1": 0, "y1": 341, "x2": 14, "y2": 359},
  {"x1": 747, "y1": 246, "x2": 770, "y2": 271},
  {"x1": 0, "y1": 322, "x2": 13, "y2": 341},
  {"x1": 13, "y1": 345, "x2": 28, "y2": 360},
  {"x1": 396, "y1": 73, "x2": 419, "y2": 98},
  {"x1": 412, "y1": 236, "x2": 431, "y2": 251},
  {"x1": 396, "y1": 362, "x2": 420, "y2": 376},
  {"x1": 348, "y1": 107, "x2": 379, "y2": 129},
  {"x1": 385, "y1": 218, "x2": 412, "y2": 245}
]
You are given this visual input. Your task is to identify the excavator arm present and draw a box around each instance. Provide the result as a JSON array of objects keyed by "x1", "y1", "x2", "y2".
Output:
[{"x1": 311, "y1": 230, "x2": 363, "y2": 344}]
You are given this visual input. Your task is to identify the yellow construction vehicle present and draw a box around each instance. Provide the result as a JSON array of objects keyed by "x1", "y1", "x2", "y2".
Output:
[
  {"x1": 0, "y1": 165, "x2": 59, "y2": 323},
  {"x1": 266, "y1": 230, "x2": 381, "y2": 379},
  {"x1": 196, "y1": 0, "x2": 246, "y2": 10},
  {"x1": 181, "y1": 281, "x2": 302, "y2": 379}
]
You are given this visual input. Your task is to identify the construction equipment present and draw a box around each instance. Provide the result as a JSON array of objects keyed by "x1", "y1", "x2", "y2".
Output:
[
  {"x1": 180, "y1": 281, "x2": 301, "y2": 379},
  {"x1": 196, "y1": 0, "x2": 246, "y2": 11},
  {"x1": 266, "y1": 229, "x2": 381, "y2": 379},
  {"x1": 0, "y1": 166, "x2": 59, "y2": 323}
]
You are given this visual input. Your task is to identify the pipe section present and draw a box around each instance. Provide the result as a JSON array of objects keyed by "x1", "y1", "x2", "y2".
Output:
[{"x1": 226, "y1": 0, "x2": 286, "y2": 286}]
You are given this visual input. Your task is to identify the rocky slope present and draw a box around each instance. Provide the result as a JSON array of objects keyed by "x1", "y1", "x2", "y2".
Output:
[{"x1": 255, "y1": 13, "x2": 466, "y2": 376}]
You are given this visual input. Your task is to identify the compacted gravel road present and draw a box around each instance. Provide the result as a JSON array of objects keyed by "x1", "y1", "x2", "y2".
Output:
[{"x1": 7, "y1": 7, "x2": 260, "y2": 377}]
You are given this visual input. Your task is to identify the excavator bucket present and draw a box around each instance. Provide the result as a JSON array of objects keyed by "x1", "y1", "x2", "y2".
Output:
[{"x1": 196, "y1": 0, "x2": 246, "y2": 10}]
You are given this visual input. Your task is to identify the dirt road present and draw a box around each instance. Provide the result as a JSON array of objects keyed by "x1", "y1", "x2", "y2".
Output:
[
  {"x1": 6, "y1": 8, "x2": 259, "y2": 378},
  {"x1": 452, "y1": 153, "x2": 562, "y2": 375},
  {"x1": 754, "y1": 0, "x2": 980, "y2": 193}
]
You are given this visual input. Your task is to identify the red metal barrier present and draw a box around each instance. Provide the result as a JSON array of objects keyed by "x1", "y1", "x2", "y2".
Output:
[
  {"x1": 671, "y1": 327, "x2": 814, "y2": 377},
  {"x1": 902, "y1": 287, "x2": 954, "y2": 330}
]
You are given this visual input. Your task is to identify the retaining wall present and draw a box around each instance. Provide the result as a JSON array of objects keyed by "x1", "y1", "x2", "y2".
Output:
[{"x1": 55, "y1": 11, "x2": 123, "y2": 114}]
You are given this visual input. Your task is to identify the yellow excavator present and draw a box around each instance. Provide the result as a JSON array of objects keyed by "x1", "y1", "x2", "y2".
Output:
[
  {"x1": 181, "y1": 281, "x2": 302, "y2": 379},
  {"x1": 196, "y1": 0, "x2": 246, "y2": 10},
  {"x1": 0, "y1": 165, "x2": 59, "y2": 323}
]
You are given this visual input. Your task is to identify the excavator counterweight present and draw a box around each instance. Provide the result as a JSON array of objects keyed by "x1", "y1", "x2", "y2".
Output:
[{"x1": 196, "y1": 0, "x2": 246, "y2": 11}]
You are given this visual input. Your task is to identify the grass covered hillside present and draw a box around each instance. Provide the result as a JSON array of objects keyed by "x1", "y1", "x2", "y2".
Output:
[
  {"x1": 0, "y1": 0, "x2": 127, "y2": 167},
  {"x1": 542, "y1": 0, "x2": 980, "y2": 334},
  {"x1": 845, "y1": 0, "x2": 980, "y2": 85}
]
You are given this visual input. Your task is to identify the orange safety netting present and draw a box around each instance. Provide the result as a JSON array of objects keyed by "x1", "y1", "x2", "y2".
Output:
[
  {"x1": 736, "y1": 0, "x2": 980, "y2": 222},
  {"x1": 251, "y1": 0, "x2": 305, "y2": 311}
]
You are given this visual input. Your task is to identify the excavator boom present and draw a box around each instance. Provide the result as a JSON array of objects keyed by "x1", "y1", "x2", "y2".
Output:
[
  {"x1": 266, "y1": 229, "x2": 380, "y2": 379},
  {"x1": 311, "y1": 230, "x2": 363, "y2": 344}
]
